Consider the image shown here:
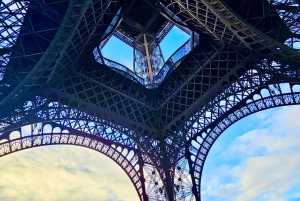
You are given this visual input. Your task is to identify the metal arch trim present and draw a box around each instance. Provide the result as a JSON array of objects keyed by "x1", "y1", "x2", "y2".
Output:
[
  {"x1": 0, "y1": 132, "x2": 146, "y2": 201},
  {"x1": 191, "y1": 91, "x2": 300, "y2": 199}
]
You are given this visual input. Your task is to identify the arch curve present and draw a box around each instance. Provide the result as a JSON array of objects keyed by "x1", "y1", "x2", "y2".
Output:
[
  {"x1": 0, "y1": 122, "x2": 171, "y2": 201},
  {"x1": 0, "y1": 130, "x2": 149, "y2": 200},
  {"x1": 189, "y1": 91, "x2": 300, "y2": 199},
  {"x1": 0, "y1": 98, "x2": 169, "y2": 193}
]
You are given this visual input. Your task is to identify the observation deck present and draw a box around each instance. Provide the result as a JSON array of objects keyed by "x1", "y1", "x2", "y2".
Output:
[{"x1": 93, "y1": 0, "x2": 200, "y2": 87}]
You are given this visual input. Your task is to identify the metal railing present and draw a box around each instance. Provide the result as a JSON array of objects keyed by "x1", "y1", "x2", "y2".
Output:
[
  {"x1": 94, "y1": 30, "x2": 200, "y2": 87},
  {"x1": 94, "y1": 52, "x2": 145, "y2": 84},
  {"x1": 154, "y1": 32, "x2": 200, "y2": 83}
]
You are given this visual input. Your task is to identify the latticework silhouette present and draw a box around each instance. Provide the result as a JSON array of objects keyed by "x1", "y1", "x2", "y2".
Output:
[{"x1": 0, "y1": 0, "x2": 299, "y2": 200}]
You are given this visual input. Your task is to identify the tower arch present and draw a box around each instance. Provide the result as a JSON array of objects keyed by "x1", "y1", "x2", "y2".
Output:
[
  {"x1": 0, "y1": 123, "x2": 167, "y2": 201},
  {"x1": 187, "y1": 85, "x2": 300, "y2": 199}
]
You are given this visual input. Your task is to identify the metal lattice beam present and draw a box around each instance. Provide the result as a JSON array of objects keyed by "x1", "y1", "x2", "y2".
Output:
[{"x1": 0, "y1": 0, "x2": 300, "y2": 200}]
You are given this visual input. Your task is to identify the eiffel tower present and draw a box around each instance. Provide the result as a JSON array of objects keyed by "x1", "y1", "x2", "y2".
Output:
[{"x1": 0, "y1": 0, "x2": 299, "y2": 200}]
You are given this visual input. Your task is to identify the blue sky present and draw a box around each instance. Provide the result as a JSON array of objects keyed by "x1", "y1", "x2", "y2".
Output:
[
  {"x1": 102, "y1": 26, "x2": 190, "y2": 71},
  {"x1": 202, "y1": 105, "x2": 300, "y2": 201},
  {"x1": 1, "y1": 106, "x2": 299, "y2": 200}
]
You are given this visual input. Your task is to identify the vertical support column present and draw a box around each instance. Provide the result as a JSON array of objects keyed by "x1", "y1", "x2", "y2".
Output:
[
  {"x1": 164, "y1": 169, "x2": 175, "y2": 201},
  {"x1": 186, "y1": 145, "x2": 201, "y2": 201},
  {"x1": 158, "y1": 138, "x2": 175, "y2": 201},
  {"x1": 138, "y1": 153, "x2": 149, "y2": 201},
  {"x1": 143, "y1": 34, "x2": 154, "y2": 83}
]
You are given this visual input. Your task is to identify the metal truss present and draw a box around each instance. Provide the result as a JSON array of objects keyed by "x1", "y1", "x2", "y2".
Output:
[
  {"x1": 0, "y1": 0, "x2": 28, "y2": 69},
  {"x1": 0, "y1": 0, "x2": 88, "y2": 107},
  {"x1": 184, "y1": 59, "x2": 300, "y2": 138},
  {"x1": 0, "y1": 92, "x2": 191, "y2": 200},
  {"x1": 0, "y1": 0, "x2": 300, "y2": 200},
  {"x1": 187, "y1": 87, "x2": 300, "y2": 199},
  {"x1": 0, "y1": 122, "x2": 166, "y2": 201}
]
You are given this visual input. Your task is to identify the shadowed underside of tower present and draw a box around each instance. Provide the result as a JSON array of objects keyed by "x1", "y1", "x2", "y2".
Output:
[{"x1": 0, "y1": 0, "x2": 299, "y2": 200}]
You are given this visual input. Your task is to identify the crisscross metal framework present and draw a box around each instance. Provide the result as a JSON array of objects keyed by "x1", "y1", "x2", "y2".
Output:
[{"x1": 0, "y1": 0, "x2": 300, "y2": 200}]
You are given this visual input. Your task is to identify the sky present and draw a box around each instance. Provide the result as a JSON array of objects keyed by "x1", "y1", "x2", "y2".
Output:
[
  {"x1": 101, "y1": 26, "x2": 190, "y2": 71},
  {"x1": 0, "y1": 145, "x2": 138, "y2": 201},
  {"x1": 1, "y1": 1, "x2": 300, "y2": 200},
  {"x1": 201, "y1": 105, "x2": 300, "y2": 201},
  {"x1": 0, "y1": 105, "x2": 300, "y2": 201}
]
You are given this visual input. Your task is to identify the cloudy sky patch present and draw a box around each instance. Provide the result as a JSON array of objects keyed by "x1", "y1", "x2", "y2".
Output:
[
  {"x1": 202, "y1": 106, "x2": 300, "y2": 201},
  {"x1": 0, "y1": 107, "x2": 299, "y2": 201},
  {"x1": 0, "y1": 145, "x2": 139, "y2": 201}
]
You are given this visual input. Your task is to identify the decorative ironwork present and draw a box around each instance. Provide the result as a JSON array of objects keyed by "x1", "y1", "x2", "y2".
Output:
[
  {"x1": 94, "y1": 0, "x2": 200, "y2": 87},
  {"x1": 0, "y1": 0, "x2": 299, "y2": 200}
]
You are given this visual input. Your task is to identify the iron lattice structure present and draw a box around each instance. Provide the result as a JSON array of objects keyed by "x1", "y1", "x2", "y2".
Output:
[{"x1": 0, "y1": 0, "x2": 300, "y2": 200}]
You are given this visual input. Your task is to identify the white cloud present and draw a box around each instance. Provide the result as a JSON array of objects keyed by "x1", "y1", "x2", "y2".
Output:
[
  {"x1": 0, "y1": 145, "x2": 139, "y2": 201},
  {"x1": 228, "y1": 106, "x2": 300, "y2": 156},
  {"x1": 202, "y1": 106, "x2": 300, "y2": 201},
  {"x1": 237, "y1": 151, "x2": 300, "y2": 201}
]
